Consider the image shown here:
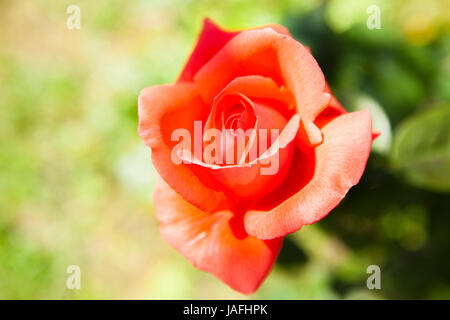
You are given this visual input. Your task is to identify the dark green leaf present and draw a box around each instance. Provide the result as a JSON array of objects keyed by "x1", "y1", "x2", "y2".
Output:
[{"x1": 391, "y1": 105, "x2": 450, "y2": 192}]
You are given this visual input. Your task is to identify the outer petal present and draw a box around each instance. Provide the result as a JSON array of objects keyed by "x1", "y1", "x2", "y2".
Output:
[
  {"x1": 323, "y1": 82, "x2": 346, "y2": 114},
  {"x1": 178, "y1": 19, "x2": 291, "y2": 82},
  {"x1": 244, "y1": 109, "x2": 373, "y2": 239},
  {"x1": 153, "y1": 180, "x2": 283, "y2": 294},
  {"x1": 138, "y1": 83, "x2": 228, "y2": 212},
  {"x1": 194, "y1": 28, "x2": 330, "y2": 147},
  {"x1": 178, "y1": 19, "x2": 238, "y2": 82}
]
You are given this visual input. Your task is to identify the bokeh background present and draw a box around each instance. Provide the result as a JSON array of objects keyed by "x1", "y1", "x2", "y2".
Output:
[{"x1": 0, "y1": 0, "x2": 449, "y2": 299}]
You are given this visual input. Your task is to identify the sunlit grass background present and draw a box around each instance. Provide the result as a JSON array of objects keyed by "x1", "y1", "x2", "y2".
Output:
[{"x1": 0, "y1": 0, "x2": 449, "y2": 299}]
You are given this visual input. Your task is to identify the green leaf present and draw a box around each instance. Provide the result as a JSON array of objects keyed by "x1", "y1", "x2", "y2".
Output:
[
  {"x1": 391, "y1": 105, "x2": 450, "y2": 192},
  {"x1": 352, "y1": 94, "x2": 392, "y2": 155}
]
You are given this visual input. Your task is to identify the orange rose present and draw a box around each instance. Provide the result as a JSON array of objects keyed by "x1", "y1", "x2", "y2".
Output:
[{"x1": 138, "y1": 19, "x2": 378, "y2": 294}]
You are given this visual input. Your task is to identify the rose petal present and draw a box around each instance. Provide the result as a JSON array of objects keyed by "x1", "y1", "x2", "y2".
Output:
[
  {"x1": 372, "y1": 129, "x2": 381, "y2": 140},
  {"x1": 323, "y1": 82, "x2": 346, "y2": 114},
  {"x1": 244, "y1": 109, "x2": 373, "y2": 239},
  {"x1": 305, "y1": 47, "x2": 346, "y2": 116},
  {"x1": 205, "y1": 92, "x2": 257, "y2": 132},
  {"x1": 194, "y1": 28, "x2": 330, "y2": 147},
  {"x1": 178, "y1": 19, "x2": 291, "y2": 82},
  {"x1": 214, "y1": 75, "x2": 294, "y2": 109},
  {"x1": 178, "y1": 19, "x2": 238, "y2": 82},
  {"x1": 153, "y1": 179, "x2": 283, "y2": 294},
  {"x1": 179, "y1": 114, "x2": 299, "y2": 199},
  {"x1": 138, "y1": 83, "x2": 228, "y2": 212}
]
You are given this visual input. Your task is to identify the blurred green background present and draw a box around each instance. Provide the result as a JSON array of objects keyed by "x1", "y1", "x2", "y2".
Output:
[{"x1": 0, "y1": 0, "x2": 449, "y2": 299}]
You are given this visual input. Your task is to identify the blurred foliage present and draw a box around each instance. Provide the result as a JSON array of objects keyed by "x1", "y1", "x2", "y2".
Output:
[
  {"x1": 0, "y1": 0, "x2": 449, "y2": 299},
  {"x1": 391, "y1": 106, "x2": 450, "y2": 192}
]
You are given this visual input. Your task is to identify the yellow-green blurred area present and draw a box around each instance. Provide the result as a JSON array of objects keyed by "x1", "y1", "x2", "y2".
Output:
[{"x1": 0, "y1": 0, "x2": 449, "y2": 299}]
